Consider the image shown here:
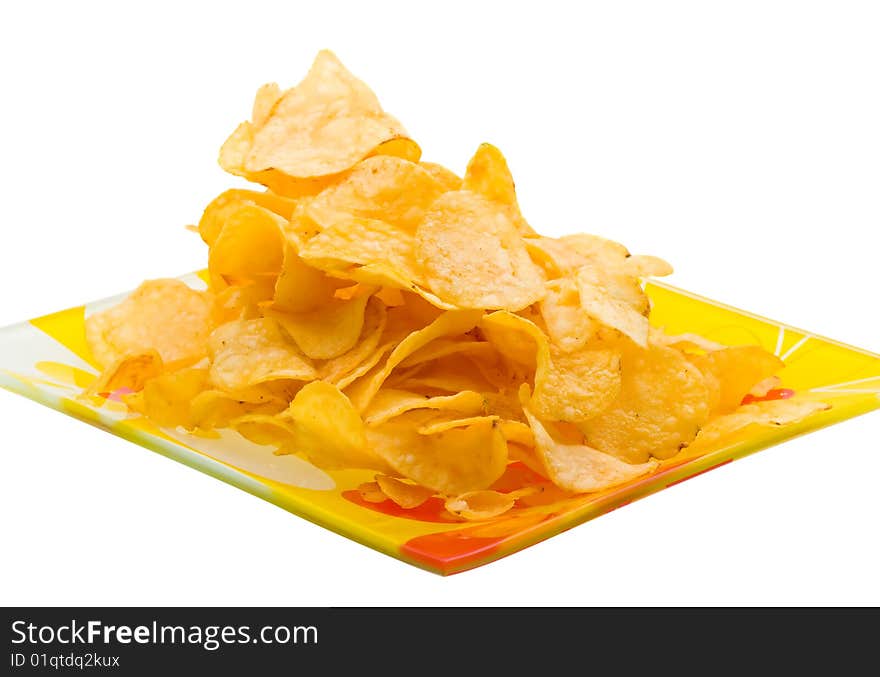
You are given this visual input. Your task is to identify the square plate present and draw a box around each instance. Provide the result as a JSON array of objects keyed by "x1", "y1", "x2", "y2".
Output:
[{"x1": 1, "y1": 273, "x2": 878, "y2": 575}]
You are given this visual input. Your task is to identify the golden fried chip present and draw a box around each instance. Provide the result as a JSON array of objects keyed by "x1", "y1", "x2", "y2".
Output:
[
  {"x1": 523, "y1": 394, "x2": 657, "y2": 493},
  {"x1": 622, "y1": 254, "x2": 673, "y2": 278},
  {"x1": 272, "y1": 241, "x2": 345, "y2": 314},
  {"x1": 480, "y1": 310, "x2": 544, "y2": 368},
  {"x1": 375, "y1": 475, "x2": 434, "y2": 509},
  {"x1": 362, "y1": 389, "x2": 485, "y2": 426},
  {"x1": 499, "y1": 420, "x2": 534, "y2": 446},
  {"x1": 366, "y1": 417, "x2": 507, "y2": 494},
  {"x1": 86, "y1": 279, "x2": 213, "y2": 369},
  {"x1": 266, "y1": 291, "x2": 371, "y2": 360},
  {"x1": 231, "y1": 413, "x2": 296, "y2": 447},
  {"x1": 304, "y1": 155, "x2": 444, "y2": 231},
  {"x1": 462, "y1": 143, "x2": 535, "y2": 235},
  {"x1": 525, "y1": 234, "x2": 629, "y2": 277},
  {"x1": 416, "y1": 191, "x2": 545, "y2": 310},
  {"x1": 444, "y1": 489, "x2": 536, "y2": 521},
  {"x1": 575, "y1": 264, "x2": 649, "y2": 347},
  {"x1": 344, "y1": 310, "x2": 482, "y2": 410},
  {"x1": 211, "y1": 277, "x2": 276, "y2": 323},
  {"x1": 577, "y1": 342, "x2": 710, "y2": 462},
  {"x1": 282, "y1": 381, "x2": 386, "y2": 470},
  {"x1": 87, "y1": 351, "x2": 163, "y2": 398},
  {"x1": 318, "y1": 297, "x2": 387, "y2": 384},
  {"x1": 689, "y1": 346, "x2": 784, "y2": 416},
  {"x1": 197, "y1": 188, "x2": 295, "y2": 246},
  {"x1": 397, "y1": 338, "x2": 495, "y2": 369},
  {"x1": 691, "y1": 399, "x2": 831, "y2": 450},
  {"x1": 124, "y1": 367, "x2": 209, "y2": 429},
  {"x1": 531, "y1": 348, "x2": 621, "y2": 423},
  {"x1": 189, "y1": 388, "x2": 286, "y2": 429},
  {"x1": 417, "y1": 415, "x2": 500, "y2": 435},
  {"x1": 207, "y1": 318, "x2": 315, "y2": 391},
  {"x1": 208, "y1": 204, "x2": 285, "y2": 285},
  {"x1": 356, "y1": 481, "x2": 387, "y2": 503},
  {"x1": 220, "y1": 50, "x2": 419, "y2": 188}
]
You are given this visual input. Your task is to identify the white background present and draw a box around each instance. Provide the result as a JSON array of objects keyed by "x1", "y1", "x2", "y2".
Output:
[{"x1": 0, "y1": 1, "x2": 878, "y2": 606}]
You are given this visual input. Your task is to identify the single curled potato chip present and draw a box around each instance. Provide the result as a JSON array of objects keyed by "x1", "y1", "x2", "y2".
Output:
[
  {"x1": 356, "y1": 481, "x2": 387, "y2": 503},
  {"x1": 575, "y1": 264, "x2": 650, "y2": 347},
  {"x1": 499, "y1": 420, "x2": 535, "y2": 446},
  {"x1": 208, "y1": 204, "x2": 286, "y2": 286},
  {"x1": 462, "y1": 143, "x2": 535, "y2": 235},
  {"x1": 220, "y1": 50, "x2": 419, "y2": 188},
  {"x1": 208, "y1": 318, "x2": 316, "y2": 391},
  {"x1": 189, "y1": 388, "x2": 286, "y2": 429},
  {"x1": 86, "y1": 279, "x2": 213, "y2": 369},
  {"x1": 303, "y1": 155, "x2": 445, "y2": 231},
  {"x1": 415, "y1": 191, "x2": 545, "y2": 310},
  {"x1": 375, "y1": 475, "x2": 434, "y2": 509},
  {"x1": 688, "y1": 346, "x2": 784, "y2": 416},
  {"x1": 445, "y1": 490, "x2": 516, "y2": 521},
  {"x1": 691, "y1": 399, "x2": 831, "y2": 450},
  {"x1": 86, "y1": 351, "x2": 163, "y2": 399},
  {"x1": 198, "y1": 188, "x2": 296, "y2": 246},
  {"x1": 523, "y1": 394, "x2": 657, "y2": 493},
  {"x1": 362, "y1": 389, "x2": 486, "y2": 426},
  {"x1": 318, "y1": 297, "x2": 387, "y2": 384},
  {"x1": 531, "y1": 348, "x2": 622, "y2": 423},
  {"x1": 366, "y1": 417, "x2": 508, "y2": 495},
  {"x1": 282, "y1": 381, "x2": 387, "y2": 470},
  {"x1": 622, "y1": 254, "x2": 673, "y2": 278},
  {"x1": 525, "y1": 234, "x2": 629, "y2": 277},
  {"x1": 231, "y1": 413, "x2": 296, "y2": 447},
  {"x1": 577, "y1": 342, "x2": 710, "y2": 462},
  {"x1": 265, "y1": 291, "x2": 371, "y2": 360},
  {"x1": 417, "y1": 415, "x2": 500, "y2": 435}
]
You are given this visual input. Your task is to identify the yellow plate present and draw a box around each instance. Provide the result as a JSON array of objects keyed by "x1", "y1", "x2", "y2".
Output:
[{"x1": 1, "y1": 273, "x2": 877, "y2": 575}]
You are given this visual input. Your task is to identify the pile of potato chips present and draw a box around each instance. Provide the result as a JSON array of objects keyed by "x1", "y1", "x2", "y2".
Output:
[{"x1": 84, "y1": 51, "x2": 828, "y2": 521}]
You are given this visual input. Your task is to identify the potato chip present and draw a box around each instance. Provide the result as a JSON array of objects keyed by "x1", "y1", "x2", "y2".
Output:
[
  {"x1": 375, "y1": 474, "x2": 434, "y2": 509},
  {"x1": 251, "y1": 82, "x2": 282, "y2": 128},
  {"x1": 525, "y1": 234, "x2": 629, "y2": 277},
  {"x1": 652, "y1": 330, "x2": 727, "y2": 353},
  {"x1": 86, "y1": 279, "x2": 213, "y2": 368},
  {"x1": 318, "y1": 297, "x2": 387, "y2": 384},
  {"x1": 303, "y1": 155, "x2": 444, "y2": 231},
  {"x1": 531, "y1": 348, "x2": 621, "y2": 423},
  {"x1": 197, "y1": 188, "x2": 295, "y2": 246},
  {"x1": 622, "y1": 254, "x2": 673, "y2": 278},
  {"x1": 397, "y1": 338, "x2": 496, "y2": 369},
  {"x1": 575, "y1": 263, "x2": 649, "y2": 347},
  {"x1": 362, "y1": 389, "x2": 485, "y2": 426},
  {"x1": 366, "y1": 417, "x2": 507, "y2": 494},
  {"x1": 189, "y1": 388, "x2": 286, "y2": 429},
  {"x1": 282, "y1": 381, "x2": 386, "y2": 470},
  {"x1": 578, "y1": 342, "x2": 710, "y2": 462},
  {"x1": 415, "y1": 191, "x2": 545, "y2": 310},
  {"x1": 344, "y1": 310, "x2": 482, "y2": 410},
  {"x1": 539, "y1": 279, "x2": 598, "y2": 353},
  {"x1": 444, "y1": 487, "x2": 537, "y2": 521},
  {"x1": 691, "y1": 399, "x2": 831, "y2": 450},
  {"x1": 523, "y1": 397, "x2": 657, "y2": 492},
  {"x1": 419, "y1": 161, "x2": 462, "y2": 191},
  {"x1": 480, "y1": 310, "x2": 544, "y2": 368},
  {"x1": 688, "y1": 346, "x2": 784, "y2": 416},
  {"x1": 265, "y1": 291, "x2": 371, "y2": 360},
  {"x1": 272, "y1": 241, "x2": 346, "y2": 314},
  {"x1": 208, "y1": 318, "x2": 316, "y2": 391},
  {"x1": 417, "y1": 414, "x2": 500, "y2": 435},
  {"x1": 86, "y1": 351, "x2": 163, "y2": 398},
  {"x1": 231, "y1": 413, "x2": 296, "y2": 447},
  {"x1": 356, "y1": 481, "x2": 387, "y2": 503},
  {"x1": 462, "y1": 143, "x2": 535, "y2": 235},
  {"x1": 208, "y1": 204, "x2": 285, "y2": 285},
  {"x1": 298, "y1": 216, "x2": 422, "y2": 282},
  {"x1": 499, "y1": 420, "x2": 534, "y2": 446},
  {"x1": 221, "y1": 51, "x2": 419, "y2": 186},
  {"x1": 124, "y1": 367, "x2": 209, "y2": 429}
]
